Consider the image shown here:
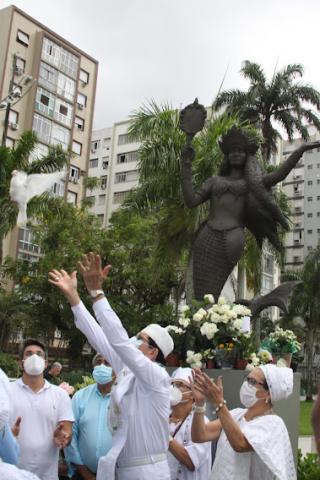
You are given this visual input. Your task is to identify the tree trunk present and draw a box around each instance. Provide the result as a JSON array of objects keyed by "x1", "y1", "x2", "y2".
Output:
[
  {"x1": 305, "y1": 326, "x2": 315, "y2": 401},
  {"x1": 185, "y1": 253, "x2": 194, "y2": 305}
]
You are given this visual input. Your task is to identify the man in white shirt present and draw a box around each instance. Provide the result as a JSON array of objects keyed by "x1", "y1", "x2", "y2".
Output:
[
  {"x1": 9, "y1": 339, "x2": 74, "y2": 480},
  {"x1": 48, "y1": 254, "x2": 174, "y2": 480}
]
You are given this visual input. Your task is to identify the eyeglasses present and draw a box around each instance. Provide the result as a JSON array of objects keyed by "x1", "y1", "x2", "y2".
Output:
[{"x1": 245, "y1": 376, "x2": 268, "y2": 390}]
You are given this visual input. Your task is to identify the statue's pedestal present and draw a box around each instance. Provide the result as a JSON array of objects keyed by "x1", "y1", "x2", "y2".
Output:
[{"x1": 167, "y1": 368, "x2": 301, "y2": 464}]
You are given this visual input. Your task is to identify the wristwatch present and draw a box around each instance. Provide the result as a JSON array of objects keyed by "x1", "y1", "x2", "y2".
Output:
[{"x1": 89, "y1": 289, "x2": 104, "y2": 299}]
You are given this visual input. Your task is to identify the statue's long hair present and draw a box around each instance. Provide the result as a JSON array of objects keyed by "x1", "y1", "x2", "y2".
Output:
[{"x1": 219, "y1": 154, "x2": 289, "y2": 251}]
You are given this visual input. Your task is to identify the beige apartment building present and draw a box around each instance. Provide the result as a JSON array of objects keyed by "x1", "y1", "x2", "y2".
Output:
[{"x1": 0, "y1": 5, "x2": 98, "y2": 262}]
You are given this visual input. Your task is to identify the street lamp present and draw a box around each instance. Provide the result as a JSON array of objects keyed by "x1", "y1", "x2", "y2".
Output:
[{"x1": 1, "y1": 60, "x2": 36, "y2": 146}]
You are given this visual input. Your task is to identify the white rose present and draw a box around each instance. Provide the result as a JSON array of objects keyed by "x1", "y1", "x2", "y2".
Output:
[
  {"x1": 200, "y1": 322, "x2": 218, "y2": 340},
  {"x1": 219, "y1": 314, "x2": 230, "y2": 324},
  {"x1": 204, "y1": 294, "x2": 215, "y2": 304},
  {"x1": 186, "y1": 350, "x2": 195, "y2": 359},
  {"x1": 210, "y1": 311, "x2": 221, "y2": 323},
  {"x1": 180, "y1": 305, "x2": 190, "y2": 316},
  {"x1": 178, "y1": 317, "x2": 190, "y2": 328},
  {"x1": 233, "y1": 319, "x2": 243, "y2": 331},
  {"x1": 193, "y1": 308, "x2": 207, "y2": 322},
  {"x1": 218, "y1": 297, "x2": 226, "y2": 305},
  {"x1": 245, "y1": 363, "x2": 255, "y2": 372},
  {"x1": 190, "y1": 361, "x2": 202, "y2": 369},
  {"x1": 219, "y1": 304, "x2": 231, "y2": 314}
]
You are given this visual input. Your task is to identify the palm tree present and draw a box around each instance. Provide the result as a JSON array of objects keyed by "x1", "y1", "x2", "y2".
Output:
[
  {"x1": 214, "y1": 61, "x2": 320, "y2": 161},
  {"x1": 282, "y1": 245, "x2": 320, "y2": 400},
  {"x1": 0, "y1": 131, "x2": 68, "y2": 263}
]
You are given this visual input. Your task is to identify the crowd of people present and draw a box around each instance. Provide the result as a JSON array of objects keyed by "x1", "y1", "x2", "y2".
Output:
[{"x1": 0, "y1": 253, "x2": 307, "y2": 480}]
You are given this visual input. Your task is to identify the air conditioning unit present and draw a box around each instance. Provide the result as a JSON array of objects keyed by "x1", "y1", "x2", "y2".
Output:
[
  {"x1": 10, "y1": 123, "x2": 19, "y2": 130},
  {"x1": 78, "y1": 103, "x2": 84, "y2": 110},
  {"x1": 15, "y1": 66, "x2": 23, "y2": 75}
]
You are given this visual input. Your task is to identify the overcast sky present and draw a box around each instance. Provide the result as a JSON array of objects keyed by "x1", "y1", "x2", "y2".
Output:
[{"x1": 2, "y1": 0, "x2": 320, "y2": 130}]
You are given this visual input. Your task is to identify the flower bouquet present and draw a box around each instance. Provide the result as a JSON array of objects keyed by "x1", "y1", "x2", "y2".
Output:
[
  {"x1": 166, "y1": 294, "x2": 251, "y2": 369},
  {"x1": 260, "y1": 326, "x2": 301, "y2": 367}
]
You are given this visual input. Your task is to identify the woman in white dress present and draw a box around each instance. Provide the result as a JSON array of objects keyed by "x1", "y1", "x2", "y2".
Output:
[
  {"x1": 168, "y1": 368, "x2": 211, "y2": 480},
  {"x1": 191, "y1": 364, "x2": 296, "y2": 480}
]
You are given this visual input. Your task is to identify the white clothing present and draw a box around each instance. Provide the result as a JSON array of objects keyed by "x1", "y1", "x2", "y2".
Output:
[
  {"x1": 0, "y1": 460, "x2": 40, "y2": 480},
  {"x1": 210, "y1": 408, "x2": 296, "y2": 480},
  {"x1": 0, "y1": 368, "x2": 11, "y2": 430},
  {"x1": 116, "y1": 459, "x2": 170, "y2": 480},
  {"x1": 72, "y1": 299, "x2": 171, "y2": 480},
  {"x1": 9, "y1": 379, "x2": 74, "y2": 480},
  {"x1": 168, "y1": 412, "x2": 211, "y2": 480}
]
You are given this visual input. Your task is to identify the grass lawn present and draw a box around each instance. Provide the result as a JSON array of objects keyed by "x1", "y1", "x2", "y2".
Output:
[{"x1": 299, "y1": 401, "x2": 314, "y2": 436}]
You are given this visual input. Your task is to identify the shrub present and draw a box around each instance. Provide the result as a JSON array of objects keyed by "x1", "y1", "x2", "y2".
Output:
[
  {"x1": 297, "y1": 450, "x2": 320, "y2": 480},
  {"x1": 0, "y1": 352, "x2": 20, "y2": 378},
  {"x1": 60, "y1": 370, "x2": 90, "y2": 387}
]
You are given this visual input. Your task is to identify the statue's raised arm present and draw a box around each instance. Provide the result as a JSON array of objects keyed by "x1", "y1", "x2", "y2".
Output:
[{"x1": 263, "y1": 140, "x2": 320, "y2": 188}]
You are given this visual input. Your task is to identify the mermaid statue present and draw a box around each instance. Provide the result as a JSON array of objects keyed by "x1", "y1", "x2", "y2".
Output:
[{"x1": 180, "y1": 100, "x2": 320, "y2": 302}]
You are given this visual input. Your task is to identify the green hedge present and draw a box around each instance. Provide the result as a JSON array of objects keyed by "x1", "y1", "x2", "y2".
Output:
[
  {"x1": 0, "y1": 352, "x2": 20, "y2": 378},
  {"x1": 297, "y1": 450, "x2": 320, "y2": 479}
]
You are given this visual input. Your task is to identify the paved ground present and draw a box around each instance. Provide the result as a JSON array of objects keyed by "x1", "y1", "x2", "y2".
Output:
[{"x1": 299, "y1": 436, "x2": 317, "y2": 456}]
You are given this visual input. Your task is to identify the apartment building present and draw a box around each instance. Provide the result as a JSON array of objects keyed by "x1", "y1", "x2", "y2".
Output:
[
  {"x1": 0, "y1": 5, "x2": 98, "y2": 262},
  {"x1": 280, "y1": 131, "x2": 320, "y2": 268},
  {"x1": 87, "y1": 121, "x2": 140, "y2": 226}
]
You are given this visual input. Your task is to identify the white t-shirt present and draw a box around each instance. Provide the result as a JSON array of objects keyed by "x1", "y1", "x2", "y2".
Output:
[{"x1": 9, "y1": 378, "x2": 74, "y2": 480}]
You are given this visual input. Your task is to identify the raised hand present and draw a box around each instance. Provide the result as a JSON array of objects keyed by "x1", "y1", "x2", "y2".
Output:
[
  {"x1": 192, "y1": 369, "x2": 224, "y2": 407},
  {"x1": 11, "y1": 416, "x2": 21, "y2": 437},
  {"x1": 189, "y1": 370, "x2": 206, "y2": 406},
  {"x1": 48, "y1": 269, "x2": 80, "y2": 306},
  {"x1": 53, "y1": 423, "x2": 71, "y2": 449},
  {"x1": 77, "y1": 252, "x2": 111, "y2": 292}
]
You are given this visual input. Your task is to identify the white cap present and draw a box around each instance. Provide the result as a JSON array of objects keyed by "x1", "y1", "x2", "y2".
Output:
[
  {"x1": 142, "y1": 324, "x2": 174, "y2": 358},
  {"x1": 171, "y1": 367, "x2": 192, "y2": 386}
]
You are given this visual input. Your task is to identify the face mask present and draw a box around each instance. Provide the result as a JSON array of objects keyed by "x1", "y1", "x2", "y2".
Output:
[
  {"x1": 92, "y1": 365, "x2": 113, "y2": 385},
  {"x1": 129, "y1": 336, "x2": 143, "y2": 349},
  {"x1": 170, "y1": 384, "x2": 192, "y2": 407},
  {"x1": 239, "y1": 381, "x2": 258, "y2": 408},
  {"x1": 23, "y1": 354, "x2": 45, "y2": 376}
]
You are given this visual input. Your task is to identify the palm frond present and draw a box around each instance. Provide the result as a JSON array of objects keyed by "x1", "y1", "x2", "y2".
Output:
[{"x1": 241, "y1": 60, "x2": 266, "y2": 85}]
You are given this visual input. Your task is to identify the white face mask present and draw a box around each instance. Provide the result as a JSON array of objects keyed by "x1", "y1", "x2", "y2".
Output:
[
  {"x1": 239, "y1": 381, "x2": 258, "y2": 408},
  {"x1": 23, "y1": 354, "x2": 45, "y2": 376},
  {"x1": 170, "y1": 384, "x2": 192, "y2": 407},
  {"x1": 129, "y1": 336, "x2": 143, "y2": 349}
]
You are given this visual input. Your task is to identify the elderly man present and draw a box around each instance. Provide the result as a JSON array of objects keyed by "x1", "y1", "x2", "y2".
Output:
[
  {"x1": 45, "y1": 361, "x2": 63, "y2": 385},
  {"x1": 9, "y1": 339, "x2": 74, "y2": 480},
  {"x1": 168, "y1": 367, "x2": 211, "y2": 480},
  {"x1": 49, "y1": 253, "x2": 174, "y2": 480},
  {"x1": 65, "y1": 353, "x2": 113, "y2": 480}
]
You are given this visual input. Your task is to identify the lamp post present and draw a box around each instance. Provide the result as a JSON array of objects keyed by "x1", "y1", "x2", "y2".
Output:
[{"x1": 0, "y1": 54, "x2": 36, "y2": 146}]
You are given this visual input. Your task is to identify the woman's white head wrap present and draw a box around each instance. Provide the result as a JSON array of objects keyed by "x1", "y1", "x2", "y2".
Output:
[{"x1": 259, "y1": 364, "x2": 293, "y2": 402}]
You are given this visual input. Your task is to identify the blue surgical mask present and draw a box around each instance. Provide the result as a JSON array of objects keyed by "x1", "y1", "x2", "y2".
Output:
[
  {"x1": 92, "y1": 365, "x2": 113, "y2": 385},
  {"x1": 129, "y1": 336, "x2": 143, "y2": 348}
]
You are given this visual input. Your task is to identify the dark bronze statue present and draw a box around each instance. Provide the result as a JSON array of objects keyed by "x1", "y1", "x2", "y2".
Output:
[{"x1": 180, "y1": 99, "x2": 320, "y2": 301}]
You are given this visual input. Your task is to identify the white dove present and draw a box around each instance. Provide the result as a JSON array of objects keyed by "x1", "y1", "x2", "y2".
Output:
[{"x1": 10, "y1": 169, "x2": 67, "y2": 227}]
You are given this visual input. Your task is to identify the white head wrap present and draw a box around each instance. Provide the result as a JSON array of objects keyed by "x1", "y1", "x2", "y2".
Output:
[
  {"x1": 142, "y1": 324, "x2": 174, "y2": 358},
  {"x1": 259, "y1": 364, "x2": 293, "y2": 402},
  {"x1": 171, "y1": 367, "x2": 192, "y2": 386}
]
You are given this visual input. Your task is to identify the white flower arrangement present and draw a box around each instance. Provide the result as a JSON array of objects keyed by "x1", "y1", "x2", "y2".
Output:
[{"x1": 186, "y1": 350, "x2": 203, "y2": 368}]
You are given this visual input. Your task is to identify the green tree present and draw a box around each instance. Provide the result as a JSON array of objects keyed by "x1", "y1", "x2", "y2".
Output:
[
  {"x1": 214, "y1": 61, "x2": 320, "y2": 161},
  {"x1": 0, "y1": 131, "x2": 67, "y2": 262},
  {"x1": 282, "y1": 245, "x2": 320, "y2": 400}
]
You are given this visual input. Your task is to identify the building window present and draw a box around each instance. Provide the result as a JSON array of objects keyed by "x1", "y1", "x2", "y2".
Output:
[
  {"x1": 15, "y1": 56, "x2": 25, "y2": 75},
  {"x1": 307, "y1": 180, "x2": 313, "y2": 185},
  {"x1": 101, "y1": 176, "x2": 107, "y2": 189},
  {"x1": 69, "y1": 165, "x2": 80, "y2": 183},
  {"x1": 29, "y1": 143, "x2": 49, "y2": 162},
  {"x1": 317, "y1": 163, "x2": 320, "y2": 168},
  {"x1": 307, "y1": 165, "x2": 313, "y2": 169},
  {"x1": 35, "y1": 87, "x2": 55, "y2": 117},
  {"x1": 33, "y1": 113, "x2": 51, "y2": 144},
  {"x1": 307, "y1": 246, "x2": 313, "y2": 251},
  {"x1": 18, "y1": 228, "x2": 40, "y2": 254},
  {"x1": 97, "y1": 214, "x2": 104, "y2": 224},
  {"x1": 89, "y1": 158, "x2": 98, "y2": 168},
  {"x1": 5, "y1": 137, "x2": 15, "y2": 148},
  {"x1": 307, "y1": 213, "x2": 313, "y2": 218},
  {"x1": 39, "y1": 62, "x2": 58, "y2": 92},
  {"x1": 54, "y1": 98, "x2": 72, "y2": 127},
  {"x1": 52, "y1": 181, "x2": 65, "y2": 197},
  {"x1": 318, "y1": 212, "x2": 320, "y2": 217},
  {"x1": 98, "y1": 194, "x2": 106, "y2": 206},
  {"x1": 102, "y1": 157, "x2": 109, "y2": 169},
  {"x1": 86, "y1": 196, "x2": 95, "y2": 205},
  {"x1": 79, "y1": 69, "x2": 89, "y2": 84},
  {"x1": 318, "y1": 228, "x2": 320, "y2": 234},
  {"x1": 72, "y1": 141, "x2": 82, "y2": 155},
  {"x1": 113, "y1": 191, "x2": 130, "y2": 204},
  {"x1": 118, "y1": 133, "x2": 133, "y2": 145},
  {"x1": 91, "y1": 140, "x2": 100, "y2": 151},
  {"x1": 115, "y1": 170, "x2": 138, "y2": 183},
  {"x1": 74, "y1": 116, "x2": 84, "y2": 131},
  {"x1": 42, "y1": 37, "x2": 60, "y2": 67},
  {"x1": 51, "y1": 123, "x2": 70, "y2": 150},
  {"x1": 307, "y1": 197, "x2": 313, "y2": 202},
  {"x1": 116, "y1": 151, "x2": 139, "y2": 164},
  {"x1": 67, "y1": 191, "x2": 77, "y2": 204},
  {"x1": 103, "y1": 137, "x2": 111, "y2": 148},
  {"x1": 293, "y1": 256, "x2": 301, "y2": 263},
  {"x1": 60, "y1": 47, "x2": 79, "y2": 78},
  {"x1": 8, "y1": 110, "x2": 19, "y2": 127},
  {"x1": 16, "y1": 30, "x2": 29, "y2": 47},
  {"x1": 307, "y1": 229, "x2": 313, "y2": 234},
  {"x1": 77, "y1": 93, "x2": 87, "y2": 109},
  {"x1": 57, "y1": 73, "x2": 76, "y2": 102}
]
